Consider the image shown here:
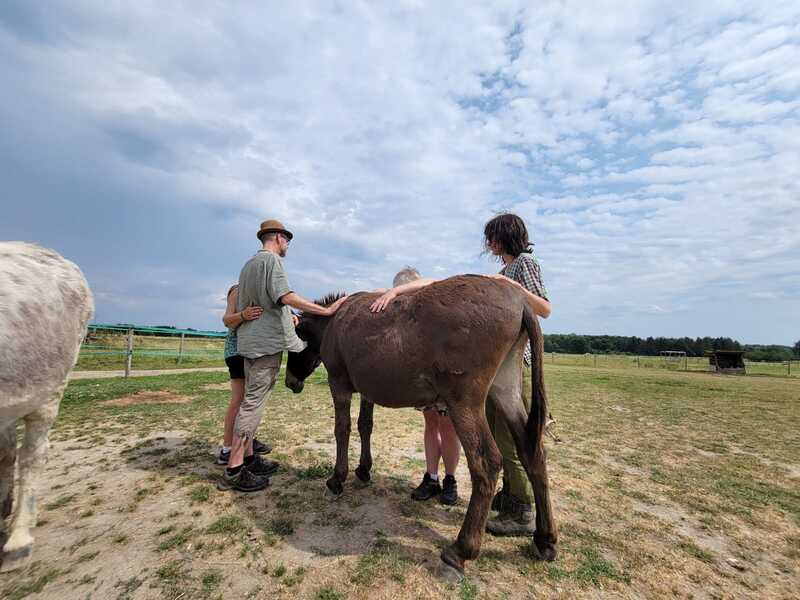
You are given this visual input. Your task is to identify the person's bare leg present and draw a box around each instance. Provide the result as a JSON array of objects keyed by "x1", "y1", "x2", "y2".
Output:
[
  {"x1": 423, "y1": 409, "x2": 443, "y2": 476},
  {"x1": 227, "y1": 436, "x2": 254, "y2": 469},
  {"x1": 439, "y1": 415, "x2": 461, "y2": 476},
  {"x1": 223, "y1": 379, "x2": 245, "y2": 448}
]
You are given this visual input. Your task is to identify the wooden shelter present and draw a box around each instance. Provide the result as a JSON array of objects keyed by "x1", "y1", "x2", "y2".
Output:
[{"x1": 708, "y1": 350, "x2": 746, "y2": 375}]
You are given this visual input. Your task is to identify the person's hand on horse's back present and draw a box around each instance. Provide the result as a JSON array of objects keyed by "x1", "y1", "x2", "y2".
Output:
[
  {"x1": 324, "y1": 295, "x2": 349, "y2": 316},
  {"x1": 370, "y1": 289, "x2": 397, "y2": 313}
]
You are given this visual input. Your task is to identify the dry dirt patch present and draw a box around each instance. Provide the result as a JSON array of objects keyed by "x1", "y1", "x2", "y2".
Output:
[{"x1": 102, "y1": 390, "x2": 195, "y2": 406}]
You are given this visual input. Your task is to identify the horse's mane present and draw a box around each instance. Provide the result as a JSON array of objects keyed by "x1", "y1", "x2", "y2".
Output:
[{"x1": 313, "y1": 291, "x2": 348, "y2": 308}]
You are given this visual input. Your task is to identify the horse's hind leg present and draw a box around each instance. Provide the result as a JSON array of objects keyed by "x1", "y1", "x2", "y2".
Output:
[
  {"x1": 439, "y1": 397, "x2": 501, "y2": 575},
  {"x1": 0, "y1": 421, "x2": 16, "y2": 523},
  {"x1": 491, "y1": 371, "x2": 557, "y2": 561},
  {"x1": 1, "y1": 398, "x2": 59, "y2": 572},
  {"x1": 326, "y1": 388, "x2": 352, "y2": 496},
  {"x1": 355, "y1": 396, "x2": 373, "y2": 483}
]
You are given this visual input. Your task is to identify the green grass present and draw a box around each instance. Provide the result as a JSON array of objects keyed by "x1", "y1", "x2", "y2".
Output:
[
  {"x1": 190, "y1": 484, "x2": 211, "y2": 503},
  {"x1": 206, "y1": 515, "x2": 247, "y2": 535},
  {"x1": 113, "y1": 575, "x2": 143, "y2": 600},
  {"x1": 295, "y1": 462, "x2": 333, "y2": 479},
  {"x1": 157, "y1": 526, "x2": 194, "y2": 551},
  {"x1": 265, "y1": 516, "x2": 295, "y2": 536},
  {"x1": 44, "y1": 494, "x2": 77, "y2": 510},
  {"x1": 316, "y1": 586, "x2": 345, "y2": 600},
  {"x1": 3, "y1": 569, "x2": 62, "y2": 600},
  {"x1": 48, "y1": 359, "x2": 800, "y2": 599}
]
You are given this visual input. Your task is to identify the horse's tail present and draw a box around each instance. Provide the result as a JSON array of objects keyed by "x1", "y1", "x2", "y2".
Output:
[{"x1": 522, "y1": 304, "x2": 547, "y2": 460}]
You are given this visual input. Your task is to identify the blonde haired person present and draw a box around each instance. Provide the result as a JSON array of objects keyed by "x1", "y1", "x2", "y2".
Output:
[{"x1": 393, "y1": 267, "x2": 461, "y2": 505}]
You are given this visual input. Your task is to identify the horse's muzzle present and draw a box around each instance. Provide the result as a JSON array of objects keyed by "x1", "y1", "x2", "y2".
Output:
[{"x1": 285, "y1": 369, "x2": 305, "y2": 394}]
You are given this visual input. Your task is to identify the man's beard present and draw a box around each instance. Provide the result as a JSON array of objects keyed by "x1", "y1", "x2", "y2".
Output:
[{"x1": 279, "y1": 247, "x2": 287, "y2": 257}]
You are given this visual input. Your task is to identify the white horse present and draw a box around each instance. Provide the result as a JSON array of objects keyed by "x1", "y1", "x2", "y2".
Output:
[{"x1": 0, "y1": 242, "x2": 94, "y2": 571}]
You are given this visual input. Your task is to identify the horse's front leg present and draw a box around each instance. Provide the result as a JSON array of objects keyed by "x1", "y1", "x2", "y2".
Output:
[
  {"x1": 326, "y1": 388, "x2": 352, "y2": 496},
  {"x1": 355, "y1": 396, "x2": 374, "y2": 483}
]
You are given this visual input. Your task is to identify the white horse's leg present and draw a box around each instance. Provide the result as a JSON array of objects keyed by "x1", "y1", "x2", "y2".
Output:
[
  {"x1": 1, "y1": 393, "x2": 60, "y2": 572},
  {"x1": 0, "y1": 421, "x2": 16, "y2": 523}
]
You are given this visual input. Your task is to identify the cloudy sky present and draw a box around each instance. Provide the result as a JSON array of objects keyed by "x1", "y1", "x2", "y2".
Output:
[{"x1": 2, "y1": 1, "x2": 798, "y2": 344}]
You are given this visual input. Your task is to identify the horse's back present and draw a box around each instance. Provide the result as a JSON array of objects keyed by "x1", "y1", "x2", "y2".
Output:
[
  {"x1": 0, "y1": 242, "x2": 94, "y2": 405},
  {"x1": 326, "y1": 276, "x2": 524, "y2": 404}
]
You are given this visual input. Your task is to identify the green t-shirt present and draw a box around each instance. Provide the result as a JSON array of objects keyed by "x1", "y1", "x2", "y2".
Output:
[{"x1": 236, "y1": 250, "x2": 306, "y2": 358}]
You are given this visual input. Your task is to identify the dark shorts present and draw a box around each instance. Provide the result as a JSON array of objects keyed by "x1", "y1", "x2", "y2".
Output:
[{"x1": 225, "y1": 355, "x2": 245, "y2": 380}]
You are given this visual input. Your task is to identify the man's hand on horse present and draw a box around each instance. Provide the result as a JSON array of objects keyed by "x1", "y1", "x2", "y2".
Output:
[
  {"x1": 323, "y1": 295, "x2": 349, "y2": 317},
  {"x1": 370, "y1": 289, "x2": 397, "y2": 313}
]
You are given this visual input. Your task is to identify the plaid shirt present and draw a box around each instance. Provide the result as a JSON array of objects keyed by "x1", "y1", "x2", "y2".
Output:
[{"x1": 501, "y1": 252, "x2": 548, "y2": 366}]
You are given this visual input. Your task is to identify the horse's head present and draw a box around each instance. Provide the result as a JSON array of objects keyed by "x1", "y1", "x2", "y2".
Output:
[{"x1": 285, "y1": 292, "x2": 344, "y2": 394}]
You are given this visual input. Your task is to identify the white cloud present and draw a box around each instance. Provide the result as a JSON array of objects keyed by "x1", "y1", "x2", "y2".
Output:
[{"x1": 2, "y1": 0, "x2": 799, "y2": 343}]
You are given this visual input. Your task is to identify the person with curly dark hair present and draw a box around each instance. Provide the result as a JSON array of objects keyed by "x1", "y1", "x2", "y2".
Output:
[{"x1": 370, "y1": 213, "x2": 551, "y2": 534}]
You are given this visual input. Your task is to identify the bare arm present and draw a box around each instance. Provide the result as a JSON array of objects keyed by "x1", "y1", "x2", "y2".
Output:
[
  {"x1": 222, "y1": 287, "x2": 263, "y2": 328},
  {"x1": 280, "y1": 292, "x2": 347, "y2": 317},
  {"x1": 369, "y1": 278, "x2": 437, "y2": 312},
  {"x1": 486, "y1": 274, "x2": 552, "y2": 319}
]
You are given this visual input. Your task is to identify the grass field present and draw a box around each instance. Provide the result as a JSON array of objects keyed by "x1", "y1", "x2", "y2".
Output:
[
  {"x1": 76, "y1": 334, "x2": 799, "y2": 380},
  {"x1": 3, "y1": 363, "x2": 797, "y2": 599},
  {"x1": 77, "y1": 333, "x2": 225, "y2": 370}
]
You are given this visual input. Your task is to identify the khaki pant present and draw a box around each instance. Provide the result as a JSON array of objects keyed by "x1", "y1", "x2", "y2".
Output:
[
  {"x1": 234, "y1": 352, "x2": 282, "y2": 440},
  {"x1": 485, "y1": 365, "x2": 534, "y2": 504}
]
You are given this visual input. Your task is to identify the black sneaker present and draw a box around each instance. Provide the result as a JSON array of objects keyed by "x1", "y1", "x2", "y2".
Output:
[
  {"x1": 215, "y1": 448, "x2": 231, "y2": 465},
  {"x1": 217, "y1": 467, "x2": 270, "y2": 492},
  {"x1": 410, "y1": 473, "x2": 441, "y2": 501},
  {"x1": 245, "y1": 454, "x2": 279, "y2": 477},
  {"x1": 440, "y1": 475, "x2": 458, "y2": 505},
  {"x1": 253, "y1": 439, "x2": 272, "y2": 454}
]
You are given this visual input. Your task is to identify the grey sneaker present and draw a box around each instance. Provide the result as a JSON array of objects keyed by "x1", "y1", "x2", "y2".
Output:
[
  {"x1": 215, "y1": 448, "x2": 231, "y2": 465},
  {"x1": 486, "y1": 494, "x2": 535, "y2": 536},
  {"x1": 217, "y1": 467, "x2": 270, "y2": 492}
]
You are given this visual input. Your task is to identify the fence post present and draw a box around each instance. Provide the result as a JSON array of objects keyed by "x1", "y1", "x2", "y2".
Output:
[
  {"x1": 789, "y1": 360, "x2": 792, "y2": 376},
  {"x1": 594, "y1": 354, "x2": 597, "y2": 368},
  {"x1": 125, "y1": 328, "x2": 134, "y2": 378},
  {"x1": 684, "y1": 355, "x2": 688, "y2": 371},
  {"x1": 178, "y1": 333, "x2": 185, "y2": 364},
  {"x1": 637, "y1": 355, "x2": 640, "y2": 368}
]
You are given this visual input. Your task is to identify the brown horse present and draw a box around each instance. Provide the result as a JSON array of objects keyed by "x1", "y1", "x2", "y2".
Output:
[{"x1": 285, "y1": 275, "x2": 557, "y2": 577}]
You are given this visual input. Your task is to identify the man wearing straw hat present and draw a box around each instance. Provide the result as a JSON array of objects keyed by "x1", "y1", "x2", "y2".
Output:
[{"x1": 218, "y1": 219, "x2": 347, "y2": 492}]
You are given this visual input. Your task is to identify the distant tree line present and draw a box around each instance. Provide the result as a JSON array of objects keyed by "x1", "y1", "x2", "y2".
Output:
[{"x1": 543, "y1": 334, "x2": 797, "y2": 362}]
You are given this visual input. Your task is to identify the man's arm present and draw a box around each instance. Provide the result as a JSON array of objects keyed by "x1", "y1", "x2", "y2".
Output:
[
  {"x1": 280, "y1": 292, "x2": 347, "y2": 317},
  {"x1": 369, "y1": 278, "x2": 437, "y2": 312}
]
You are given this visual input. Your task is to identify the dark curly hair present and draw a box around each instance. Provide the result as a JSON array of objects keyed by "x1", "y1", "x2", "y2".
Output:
[{"x1": 483, "y1": 213, "x2": 532, "y2": 257}]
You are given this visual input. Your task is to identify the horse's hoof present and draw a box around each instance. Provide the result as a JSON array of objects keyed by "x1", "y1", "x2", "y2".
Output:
[
  {"x1": 433, "y1": 558, "x2": 464, "y2": 583},
  {"x1": 0, "y1": 545, "x2": 33, "y2": 572},
  {"x1": 324, "y1": 479, "x2": 343, "y2": 500},
  {"x1": 354, "y1": 466, "x2": 371, "y2": 483},
  {"x1": 530, "y1": 535, "x2": 557, "y2": 562}
]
